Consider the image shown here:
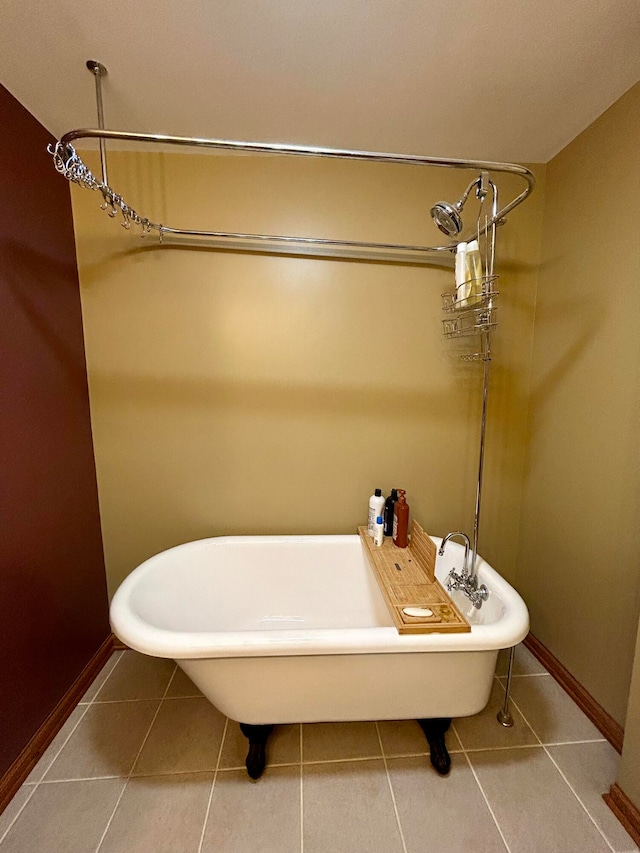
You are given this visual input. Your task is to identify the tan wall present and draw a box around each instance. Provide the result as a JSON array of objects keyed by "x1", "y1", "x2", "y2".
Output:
[
  {"x1": 516, "y1": 83, "x2": 640, "y2": 725},
  {"x1": 71, "y1": 151, "x2": 545, "y2": 596}
]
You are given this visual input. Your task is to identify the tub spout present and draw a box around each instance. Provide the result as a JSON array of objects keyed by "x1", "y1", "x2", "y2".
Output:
[
  {"x1": 438, "y1": 531, "x2": 471, "y2": 574},
  {"x1": 439, "y1": 530, "x2": 489, "y2": 609}
]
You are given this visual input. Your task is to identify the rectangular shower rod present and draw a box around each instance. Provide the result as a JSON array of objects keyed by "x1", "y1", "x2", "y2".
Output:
[{"x1": 55, "y1": 125, "x2": 535, "y2": 261}]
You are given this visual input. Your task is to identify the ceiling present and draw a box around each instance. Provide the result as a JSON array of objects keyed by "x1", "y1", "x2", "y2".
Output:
[{"x1": 1, "y1": 0, "x2": 639, "y2": 164}]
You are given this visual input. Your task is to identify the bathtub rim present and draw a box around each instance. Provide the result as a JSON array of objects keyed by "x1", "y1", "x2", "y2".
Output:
[{"x1": 110, "y1": 534, "x2": 529, "y2": 659}]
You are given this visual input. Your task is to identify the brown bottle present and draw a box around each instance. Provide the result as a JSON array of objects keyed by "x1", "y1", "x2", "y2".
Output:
[{"x1": 393, "y1": 490, "x2": 409, "y2": 548}]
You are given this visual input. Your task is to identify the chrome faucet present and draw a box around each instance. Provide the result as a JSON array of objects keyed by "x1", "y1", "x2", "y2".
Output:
[
  {"x1": 439, "y1": 531, "x2": 471, "y2": 574},
  {"x1": 439, "y1": 530, "x2": 489, "y2": 609}
]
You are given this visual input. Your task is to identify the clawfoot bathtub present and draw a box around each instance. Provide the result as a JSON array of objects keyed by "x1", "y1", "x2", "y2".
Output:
[{"x1": 110, "y1": 534, "x2": 528, "y2": 776}]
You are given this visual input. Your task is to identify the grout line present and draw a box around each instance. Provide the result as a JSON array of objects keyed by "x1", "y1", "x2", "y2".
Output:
[
  {"x1": 0, "y1": 653, "x2": 173, "y2": 850},
  {"x1": 94, "y1": 664, "x2": 178, "y2": 853},
  {"x1": 300, "y1": 724, "x2": 304, "y2": 853},
  {"x1": 35, "y1": 774, "x2": 124, "y2": 784},
  {"x1": 454, "y1": 721, "x2": 513, "y2": 853},
  {"x1": 20, "y1": 750, "x2": 474, "y2": 784},
  {"x1": 91, "y1": 773, "x2": 128, "y2": 845},
  {"x1": 0, "y1": 784, "x2": 38, "y2": 846},
  {"x1": 356, "y1": 748, "x2": 463, "y2": 759},
  {"x1": 301, "y1": 755, "x2": 386, "y2": 766},
  {"x1": 463, "y1": 743, "x2": 543, "y2": 754},
  {"x1": 507, "y1": 694, "x2": 616, "y2": 853},
  {"x1": 492, "y1": 679, "x2": 540, "y2": 742},
  {"x1": 159, "y1": 694, "x2": 204, "y2": 700},
  {"x1": 375, "y1": 722, "x2": 408, "y2": 853},
  {"x1": 87, "y1": 650, "x2": 125, "y2": 704},
  {"x1": 542, "y1": 739, "x2": 607, "y2": 747},
  {"x1": 462, "y1": 748, "x2": 514, "y2": 853},
  {"x1": 299, "y1": 750, "x2": 466, "y2": 765},
  {"x1": 197, "y1": 716, "x2": 228, "y2": 853},
  {"x1": 87, "y1": 695, "x2": 204, "y2": 705},
  {"x1": 31, "y1": 704, "x2": 92, "y2": 783},
  {"x1": 84, "y1": 698, "x2": 166, "y2": 705},
  {"x1": 498, "y1": 672, "x2": 549, "y2": 679},
  {"x1": 224, "y1": 748, "x2": 462, "y2": 766},
  {"x1": 129, "y1": 665, "x2": 178, "y2": 775},
  {"x1": 450, "y1": 725, "x2": 465, "y2": 753},
  {"x1": 142, "y1": 762, "x2": 287, "y2": 777},
  {"x1": 543, "y1": 747, "x2": 616, "y2": 853},
  {"x1": 0, "y1": 650, "x2": 127, "y2": 845},
  {"x1": 37, "y1": 765, "x2": 248, "y2": 784}
]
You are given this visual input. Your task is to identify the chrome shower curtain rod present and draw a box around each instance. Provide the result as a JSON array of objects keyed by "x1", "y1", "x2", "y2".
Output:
[{"x1": 48, "y1": 61, "x2": 536, "y2": 261}]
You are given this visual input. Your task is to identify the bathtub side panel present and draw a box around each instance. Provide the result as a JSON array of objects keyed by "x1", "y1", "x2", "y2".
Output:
[{"x1": 178, "y1": 650, "x2": 498, "y2": 724}]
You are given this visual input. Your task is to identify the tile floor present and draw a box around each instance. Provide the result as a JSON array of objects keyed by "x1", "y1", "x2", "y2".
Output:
[{"x1": 1, "y1": 645, "x2": 637, "y2": 853}]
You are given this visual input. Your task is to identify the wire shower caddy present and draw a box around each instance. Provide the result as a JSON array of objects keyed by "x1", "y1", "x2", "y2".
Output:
[{"x1": 440, "y1": 191, "x2": 499, "y2": 364}]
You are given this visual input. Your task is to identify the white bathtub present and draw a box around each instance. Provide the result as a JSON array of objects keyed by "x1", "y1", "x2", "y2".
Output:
[{"x1": 110, "y1": 535, "x2": 528, "y2": 724}]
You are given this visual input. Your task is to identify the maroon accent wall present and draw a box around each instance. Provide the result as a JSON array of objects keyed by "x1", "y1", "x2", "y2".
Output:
[{"x1": 0, "y1": 83, "x2": 110, "y2": 776}]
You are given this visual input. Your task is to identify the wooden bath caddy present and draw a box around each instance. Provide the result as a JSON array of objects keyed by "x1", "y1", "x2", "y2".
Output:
[{"x1": 358, "y1": 522, "x2": 471, "y2": 635}]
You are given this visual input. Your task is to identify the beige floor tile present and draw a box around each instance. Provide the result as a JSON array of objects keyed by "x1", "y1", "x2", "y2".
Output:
[
  {"x1": 44, "y1": 700, "x2": 159, "y2": 780},
  {"x1": 202, "y1": 766, "x2": 300, "y2": 853},
  {"x1": 302, "y1": 721, "x2": 381, "y2": 763},
  {"x1": 0, "y1": 787, "x2": 34, "y2": 842},
  {"x1": 377, "y1": 719, "x2": 463, "y2": 757},
  {"x1": 0, "y1": 779, "x2": 125, "y2": 853},
  {"x1": 133, "y1": 697, "x2": 226, "y2": 776},
  {"x1": 496, "y1": 643, "x2": 547, "y2": 676},
  {"x1": 219, "y1": 723, "x2": 300, "y2": 770},
  {"x1": 303, "y1": 759, "x2": 404, "y2": 853},
  {"x1": 25, "y1": 705, "x2": 89, "y2": 783},
  {"x1": 80, "y1": 651, "x2": 123, "y2": 702},
  {"x1": 547, "y1": 742, "x2": 639, "y2": 852},
  {"x1": 387, "y1": 755, "x2": 507, "y2": 852},
  {"x1": 507, "y1": 674, "x2": 604, "y2": 744},
  {"x1": 454, "y1": 681, "x2": 538, "y2": 751},
  {"x1": 469, "y1": 747, "x2": 610, "y2": 853},
  {"x1": 165, "y1": 665, "x2": 203, "y2": 698},
  {"x1": 95, "y1": 651, "x2": 175, "y2": 701},
  {"x1": 99, "y1": 772, "x2": 213, "y2": 853}
]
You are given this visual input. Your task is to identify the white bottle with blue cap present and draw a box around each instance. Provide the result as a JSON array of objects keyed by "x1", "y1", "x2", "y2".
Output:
[
  {"x1": 368, "y1": 489, "x2": 385, "y2": 536},
  {"x1": 373, "y1": 516, "x2": 385, "y2": 546}
]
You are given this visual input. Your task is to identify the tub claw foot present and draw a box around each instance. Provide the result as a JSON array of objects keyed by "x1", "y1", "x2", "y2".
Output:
[
  {"x1": 417, "y1": 718, "x2": 451, "y2": 776},
  {"x1": 239, "y1": 723, "x2": 274, "y2": 780}
]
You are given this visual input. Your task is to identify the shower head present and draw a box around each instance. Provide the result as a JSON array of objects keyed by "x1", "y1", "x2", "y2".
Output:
[
  {"x1": 430, "y1": 174, "x2": 487, "y2": 237},
  {"x1": 430, "y1": 201, "x2": 464, "y2": 236}
]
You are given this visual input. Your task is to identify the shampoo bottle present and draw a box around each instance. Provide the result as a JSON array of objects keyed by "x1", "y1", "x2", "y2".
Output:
[
  {"x1": 368, "y1": 489, "x2": 385, "y2": 537},
  {"x1": 455, "y1": 241, "x2": 469, "y2": 307},
  {"x1": 373, "y1": 515, "x2": 384, "y2": 546},
  {"x1": 465, "y1": 239, "x2": 483, "y2": 305},
  {"x1": 383, "y1": 488, "x2": 398, "y2": 536},
  {"x1": 393, "y1": 490, "x2": 409, "y2": 548}
]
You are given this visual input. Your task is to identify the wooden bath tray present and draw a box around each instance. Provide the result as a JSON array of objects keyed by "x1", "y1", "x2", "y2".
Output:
[{"x1": 358, "y1": 522, "x2": 471, "y2": 635}]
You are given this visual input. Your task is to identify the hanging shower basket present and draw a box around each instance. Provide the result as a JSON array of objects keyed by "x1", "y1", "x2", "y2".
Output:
[
  {"x1": 441, "y1": 274, "x2": 499, "y2": 340},
  {"x1": 441, "y1": 274, "x2": 499, "y2": 313}
]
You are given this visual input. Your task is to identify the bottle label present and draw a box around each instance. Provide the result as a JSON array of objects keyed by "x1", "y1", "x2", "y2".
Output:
[
  {"x1": 393, "y1": 514, "x2": 398, "y2": 539},
  {"x1": 368, "y1": 506, "x2": 375, "y2": 536}
]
